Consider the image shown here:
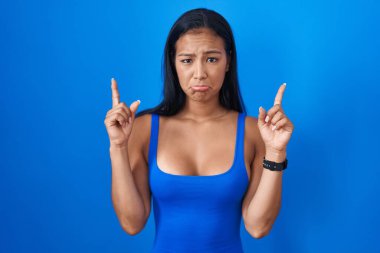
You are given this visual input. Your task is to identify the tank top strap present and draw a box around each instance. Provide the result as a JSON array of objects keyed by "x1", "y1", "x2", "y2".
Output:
[
  {"x1": 235, "y1": 112, "x2": 247, "y2": 162},
  {"x1": 148, "y1": 113, "x2": 159, "y2": 167}
]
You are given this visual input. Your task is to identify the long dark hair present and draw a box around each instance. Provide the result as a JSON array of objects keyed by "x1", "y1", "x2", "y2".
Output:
[{"x1": 136, "y1": 8, "x2": 246, "y2": 117}]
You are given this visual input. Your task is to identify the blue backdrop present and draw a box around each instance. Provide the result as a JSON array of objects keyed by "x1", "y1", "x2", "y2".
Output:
[{"x1": 1, "y1": 0, "x2": 379, "y2": 252}]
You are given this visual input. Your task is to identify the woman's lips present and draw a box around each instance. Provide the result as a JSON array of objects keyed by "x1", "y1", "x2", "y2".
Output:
[{"x1": 191, "y1": 86, "x2": 209, "y2": 91}]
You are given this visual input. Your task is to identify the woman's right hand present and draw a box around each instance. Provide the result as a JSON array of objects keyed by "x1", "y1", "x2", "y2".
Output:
[{"x1": 104, "y1": 78, "x2": 141, "y2": 148}]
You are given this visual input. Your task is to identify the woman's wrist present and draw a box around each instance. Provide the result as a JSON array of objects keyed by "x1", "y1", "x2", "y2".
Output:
[
  {"x1": 265, "y1": 148, "x2": 287, "y2": 163},
  {"x1": 109, "y1": 142, "x2": 129, "y2": 150}
]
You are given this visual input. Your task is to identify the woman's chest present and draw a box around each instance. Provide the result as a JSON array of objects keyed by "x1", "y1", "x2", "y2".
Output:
[{"x1": 154, "y1": 118, "x2": 254, "y2": 180}]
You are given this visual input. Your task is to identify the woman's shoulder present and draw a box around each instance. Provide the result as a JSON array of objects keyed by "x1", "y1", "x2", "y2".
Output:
[
  {"x1": 134, "y1": 112, "x2": 152, "y2": 123},
  {"x1": 243, "y1": 113, "x2": 261, "y2": 145},
  {"x1": 227, "y1": 111, "x2": 259, "y2": 140},
  {"x1": 244, "y1": 114, "x2": 258, "y2": 126},
  {"x1": 133, "y1": 113, "x2": 153, "y2": 140},
  {"x1": 129, "y1": 113, "x2": 153, "y2": 159}
]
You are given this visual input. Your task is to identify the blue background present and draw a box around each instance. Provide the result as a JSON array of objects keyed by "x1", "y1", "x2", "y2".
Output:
[{"x1": 1, "y1": 0, "x2": 379, "y2": 252}]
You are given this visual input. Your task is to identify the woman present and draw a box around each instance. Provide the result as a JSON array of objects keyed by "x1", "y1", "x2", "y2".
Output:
[{"x1": 104, "y1": 8, "x2": 294, "y2": 253}]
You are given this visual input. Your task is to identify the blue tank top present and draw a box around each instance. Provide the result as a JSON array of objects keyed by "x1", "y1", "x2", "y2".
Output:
[{"x1": 148, "y1": 112, "x2": 249, "y2": 253}]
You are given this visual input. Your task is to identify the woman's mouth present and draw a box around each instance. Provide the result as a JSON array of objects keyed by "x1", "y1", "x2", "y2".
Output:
[{"x1": 191, "y1": 86, "x2": 210, "y2": 91}]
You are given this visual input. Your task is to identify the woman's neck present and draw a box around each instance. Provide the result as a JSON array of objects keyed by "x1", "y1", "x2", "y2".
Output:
[{"x1": 176, "y1": 97, "x2": 230, "y2": 122}]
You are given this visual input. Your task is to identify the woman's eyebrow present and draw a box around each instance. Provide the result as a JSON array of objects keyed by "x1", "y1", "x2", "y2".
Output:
[{"x1": 177, "y1": 50, "x2": 222, "y2": 57}]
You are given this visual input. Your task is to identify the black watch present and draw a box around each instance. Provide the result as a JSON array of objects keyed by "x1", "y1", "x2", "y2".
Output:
[{"x1": 263, "y1": 157, "x2": 288, "y2": 171}]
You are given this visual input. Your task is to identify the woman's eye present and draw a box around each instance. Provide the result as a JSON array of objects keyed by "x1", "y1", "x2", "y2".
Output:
[
  {"x1": 180, "y1": 59, "x2": 192, "y2": 64},
  {"x1": 180, "y1": 58, "x2": 218, "y2": 64}
]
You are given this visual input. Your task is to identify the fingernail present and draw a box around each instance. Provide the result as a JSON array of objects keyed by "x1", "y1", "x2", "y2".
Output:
[
  {"x1": 137, "y1": 99, "x2": 141, "y2": 103},
  {"x1": 272, "y1": 125, "x2": 277, "y2": 131},
  {"x1": 265, "y1": 116, "x2": 269, "y2": 123},
  {"x1": 283, "y1": 83, "x2": 287, "y2": 86},
  {"x1": 111, "y1": 77, "x2": 114, "y2": 81}
]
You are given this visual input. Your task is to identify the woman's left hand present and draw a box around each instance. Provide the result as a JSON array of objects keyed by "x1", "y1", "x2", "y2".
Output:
[{"x1": 258, "y1": 83, "x2": 294, "y2": 153}]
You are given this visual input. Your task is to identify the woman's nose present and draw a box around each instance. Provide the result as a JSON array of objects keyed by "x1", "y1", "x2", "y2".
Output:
[{"x1": 193, "y1": 61, "x2": 207, "y2": 80}]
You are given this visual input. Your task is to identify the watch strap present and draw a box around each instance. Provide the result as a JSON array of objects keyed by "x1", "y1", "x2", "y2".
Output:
[{"x1": 263, "y1": 157, "x2": 288, "y2": 171}]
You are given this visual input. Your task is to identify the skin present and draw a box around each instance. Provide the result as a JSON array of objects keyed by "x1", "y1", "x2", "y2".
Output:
[
  {"x1": 174, "y1": 27, "x2": 230, "y2": 120},
  {"x1": 105, "y1": 27, "x2": 294, "y2": 238},
  {"x1": 155, "y1": 27, "x2": 251, "y2": 177}
]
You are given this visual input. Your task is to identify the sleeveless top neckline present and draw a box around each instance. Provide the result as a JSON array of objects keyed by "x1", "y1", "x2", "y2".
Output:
[{"x1": 149, "y1": 112, "x2": 248, "y2": 179}]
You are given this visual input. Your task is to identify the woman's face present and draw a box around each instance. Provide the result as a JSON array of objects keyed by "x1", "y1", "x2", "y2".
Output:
[{"x1": 174, "y1": 27, "x2": 230, "y2": 102}]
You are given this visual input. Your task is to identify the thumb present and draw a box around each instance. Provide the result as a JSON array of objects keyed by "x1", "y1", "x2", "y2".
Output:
[
  {"x1": 258, "y1": 106, "x2": 266, "y2": 127},
  {"x1": 129, "y1": 100, "x2": 141, "y2": 119}
]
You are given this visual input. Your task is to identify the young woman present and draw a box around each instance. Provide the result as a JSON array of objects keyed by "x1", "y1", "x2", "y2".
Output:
[{"x1": 104, "y1": 8, "x2": 294, "y2": 253}]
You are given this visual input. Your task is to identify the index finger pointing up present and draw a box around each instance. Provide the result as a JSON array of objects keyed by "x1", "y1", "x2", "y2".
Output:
[
  {"x1": 274, "y1": 83, "x2": 286, "y2": 106},
  {"x1": 111, "y1": 77, "x2": 120, "y2": 107}
]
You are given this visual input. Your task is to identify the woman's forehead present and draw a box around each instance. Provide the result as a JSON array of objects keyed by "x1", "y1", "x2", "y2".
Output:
[{"x1": 175, "y1": 28, "x2": 225, "y2": 54}]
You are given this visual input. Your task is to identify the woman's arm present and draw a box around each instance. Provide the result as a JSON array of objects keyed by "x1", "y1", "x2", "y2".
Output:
[
  {"x1": 244, "y1": 146, "x2": 285, "y2": 238},
  {"x1": 244, "y1": 84, "x2": 294, "y2": 238},
  {"x1": 242, "y1": 116, "x2": 286, "y2": 239},
  {"x1": 110, "y1": 146, "x2": 145, "y2": 235},
  {"x1": 110, "y1": 115, "x2": 151, "y2": 235}
]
